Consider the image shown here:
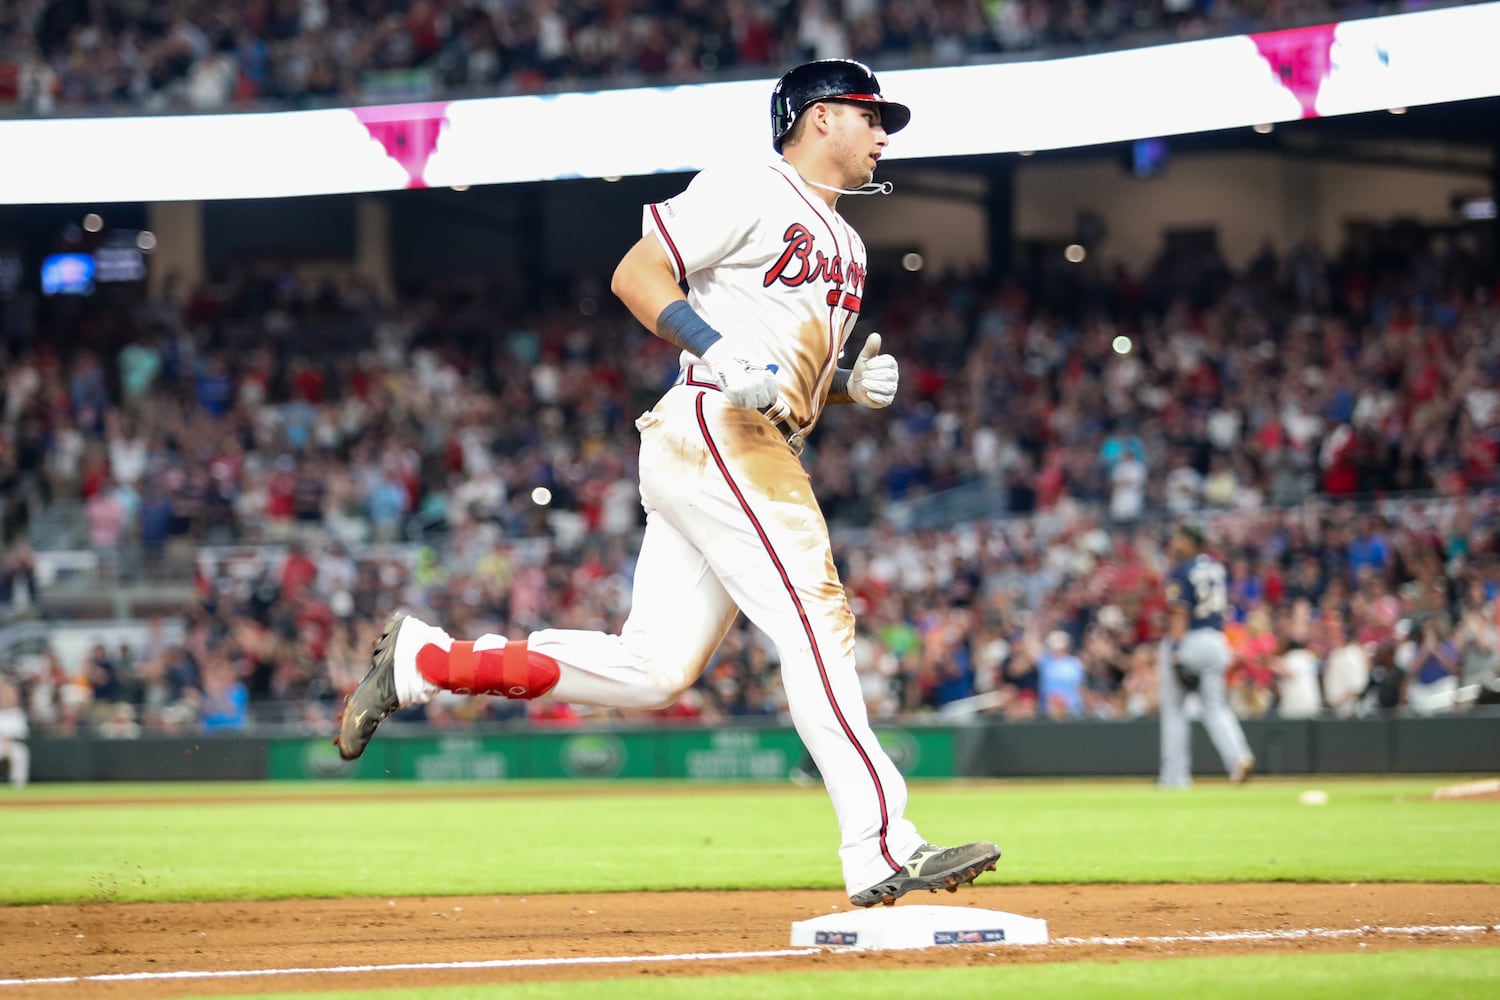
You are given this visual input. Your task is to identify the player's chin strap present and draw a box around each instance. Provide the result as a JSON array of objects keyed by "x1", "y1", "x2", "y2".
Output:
[{"x1": 802, "y1": 178, "x2": 894, "y2": 196}]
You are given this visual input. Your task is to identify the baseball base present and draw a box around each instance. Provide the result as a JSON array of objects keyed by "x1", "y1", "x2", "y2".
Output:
[{"x1": 791, "y1": 904, "x2": 1049, "y2": 950}]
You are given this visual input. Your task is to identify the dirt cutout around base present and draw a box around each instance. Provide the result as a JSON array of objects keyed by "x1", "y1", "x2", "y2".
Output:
[
  {"x1": 2, "y1": 883, "x2": 1498, "y2": 998},
  {"x1": 1432, "y1": 778, "x2": 1500, "y2": 802}
]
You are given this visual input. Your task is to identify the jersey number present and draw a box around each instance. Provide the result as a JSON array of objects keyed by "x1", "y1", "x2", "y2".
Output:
[{"x1": 1189, "y1": 561, "x2": 1228, "y2": 619}]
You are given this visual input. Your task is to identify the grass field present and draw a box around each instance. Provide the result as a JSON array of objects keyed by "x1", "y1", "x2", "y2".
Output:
[
  {"x1": 231, "y1": 950, "x2": 1500, "y2": 1000},
  {"x1": 2, "y1": 777, "x2": 1496, "y2": 904},
  {"x1": 2, "y1": 775, "x2": 1496, "y2": 999}
]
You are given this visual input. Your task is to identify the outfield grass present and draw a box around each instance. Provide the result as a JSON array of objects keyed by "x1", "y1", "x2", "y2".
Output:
[
  {"x1": 186, "y1": 949, "x2": 1500, "y2": 1000},
  {"x1": 1, "y1": 777, "x2": 1495, "y2": 904}
]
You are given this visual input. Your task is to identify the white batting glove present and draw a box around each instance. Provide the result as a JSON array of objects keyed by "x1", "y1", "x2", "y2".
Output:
[
  {"x1": 702, "y1": 340, "x2": 780, "y2": 411},
  {"x1": 848, "y1": 333, "x2": 898, "y2": 409}
]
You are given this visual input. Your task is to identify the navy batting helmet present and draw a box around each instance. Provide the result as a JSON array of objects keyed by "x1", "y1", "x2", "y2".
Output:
[
  {"x1": 1176, "y1": 523, "x2": 1207, "y2": 550},
  {"x1": 770, "y1": 59, "x2": 911, "y2": 152}
]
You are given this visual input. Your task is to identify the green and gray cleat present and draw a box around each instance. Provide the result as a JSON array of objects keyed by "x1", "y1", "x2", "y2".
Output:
[
  {"x1": 334, "y1": 612, "x2": 408, "y2": 761},
  {"x1": 849, "y1": 841, "x2": 1002, "y2": 908}
]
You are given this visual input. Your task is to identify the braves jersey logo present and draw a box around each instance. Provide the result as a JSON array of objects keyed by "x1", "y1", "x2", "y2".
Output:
[{"x1": 763, "y1": 223, "x2": 864, "y2": 313}]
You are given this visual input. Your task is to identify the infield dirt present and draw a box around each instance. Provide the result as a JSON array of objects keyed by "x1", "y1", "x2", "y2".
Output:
[{"x1": 3, "y1": 883, "x2": 1497, "y2": 998}]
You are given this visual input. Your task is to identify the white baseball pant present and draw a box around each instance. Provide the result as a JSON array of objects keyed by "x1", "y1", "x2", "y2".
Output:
[{"x1": 462, "y1": 384, "x2": 923, "y2": 893}]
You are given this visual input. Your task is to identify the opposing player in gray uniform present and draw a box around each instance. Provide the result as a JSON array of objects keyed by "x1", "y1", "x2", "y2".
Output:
[{"x1": 1158, "y1": 524, "x2": 1255, "y2": 787}]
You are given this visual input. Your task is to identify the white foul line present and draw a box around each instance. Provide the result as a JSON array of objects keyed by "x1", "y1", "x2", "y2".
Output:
[
  {"x1": 0, "y1": 949, "x2": 823, "y2": 988},
  {"x1": 2, "y1": 923, "x2": 1496, "y2": 989},
  {"x1": 1051, "y1": 923, "x2": 1500, "y2": 947}
]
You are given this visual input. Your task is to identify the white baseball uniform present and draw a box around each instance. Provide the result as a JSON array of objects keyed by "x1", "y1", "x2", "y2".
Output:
[{"x1": 452, "y1": 159, "x2": 925, "y2": 894}]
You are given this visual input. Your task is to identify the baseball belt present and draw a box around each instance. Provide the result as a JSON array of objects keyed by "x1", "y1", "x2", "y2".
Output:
[{"x1": 674, "y1": 364, "x2": 807, "y2": 455}]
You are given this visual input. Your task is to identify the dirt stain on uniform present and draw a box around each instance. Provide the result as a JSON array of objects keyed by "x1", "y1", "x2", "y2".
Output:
[
  {"x1": 781, "y1": 317, "x2": 840, "y2": 428},
  {"x1": 715, "y1": 404, "x2": 810, "y2": 504},
  {"x1": 639, "y1": 403, "x2": 709, "y2": 481}
]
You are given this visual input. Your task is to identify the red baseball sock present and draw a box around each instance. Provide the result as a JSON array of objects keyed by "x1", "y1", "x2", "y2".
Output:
[{"x1": 414, "y1": 639, "x2": 560, "y2": 699}]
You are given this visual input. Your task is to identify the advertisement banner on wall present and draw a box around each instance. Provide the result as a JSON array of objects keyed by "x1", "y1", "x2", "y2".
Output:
[
  {"x1": 667, "y1": 729, "x2": 807, "y2": 781},
  {"x1": 554, "y1": 732, "x2": 631, "y2": 779},
  {"x1": 267, "y1": 737, "x2": 391, "y2": 781},
  {"x1": 266, "y1": 727, "x2": 955, "y2": 782},
  {"x1": 398, "y1": 736, "x2": 510, "y2": 781}
]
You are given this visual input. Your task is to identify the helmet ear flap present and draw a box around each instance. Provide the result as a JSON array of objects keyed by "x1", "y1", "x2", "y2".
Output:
[{"x1": 770, "y1": 88, "x2": 795, "y2": 151}]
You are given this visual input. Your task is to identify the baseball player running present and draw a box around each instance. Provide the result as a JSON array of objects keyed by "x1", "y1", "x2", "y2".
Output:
[
  {"x1": 337, "y1": 59, "x2": 1000, "y2": 907},
  {"x1": 1158, "y1": 524, "x2": 1256, "y2": 787}
]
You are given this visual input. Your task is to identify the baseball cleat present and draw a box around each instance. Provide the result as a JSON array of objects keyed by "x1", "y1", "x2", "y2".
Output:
[
  {"x1": 1231, "y1": 754, "x2": 1256, "y2": 784},
  {"x1": 334, "y1": 612, "x2": 408, "y2": 761},
  {"x1": 849, "y1": 841, "x2": 1002, "y2": 908}
]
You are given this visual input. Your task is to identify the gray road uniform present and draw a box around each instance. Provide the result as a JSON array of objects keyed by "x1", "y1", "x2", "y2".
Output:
[{"x1": 1158, "y1": 553, "x2": 1253, "y2": 786}]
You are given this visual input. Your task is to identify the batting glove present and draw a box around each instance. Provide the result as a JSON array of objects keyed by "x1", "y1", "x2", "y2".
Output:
[
  {"x1": 848, "y1": 333, "x2": 899, "y2": 409},
  {"x1": 702, "y1": 340, "x2": 780, "y2": 411}
]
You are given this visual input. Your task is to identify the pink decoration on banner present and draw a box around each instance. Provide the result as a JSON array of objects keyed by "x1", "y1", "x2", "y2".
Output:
[
  {"x1": 1250, "y1": 23, "x2": 1339, "y2": 120},
  {"x1": 353, "y1": 102, "x2": 451, "y2": 189}
]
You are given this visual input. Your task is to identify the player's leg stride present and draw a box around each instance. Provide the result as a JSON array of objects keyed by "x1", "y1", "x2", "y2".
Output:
[
  {"x1": 335, "y1": 60, "x2": 1003, "y2": 905},
  {"x1": 849, "y1": 841, "x2": 1002, "y2": 908},
  {"x1": 334, "y1": 611, "x2": 560, "y2": 761}
]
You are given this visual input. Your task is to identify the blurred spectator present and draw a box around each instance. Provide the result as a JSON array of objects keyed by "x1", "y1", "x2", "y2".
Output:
[
  {"x1": 1163, "y1": 451, "x2": 1204, "y2": 516},
  {"x1": 1077, "y1": 623, "x2": 1127, "y2": 718},
  {"x1": 1359, "y1": 638, "x2": 1407, "y2": 716},
  {"x1": 1227, "y1": 606, "x2": 1277, "y2": 718},
  {"x1": 1119, "y1": 643, "x2": 1159, "y2": 718},
  {"x1": 0, "y1": 679, "x2": 27, "y2": 788},
  {"x1": 198, "y1": 663, "x2": 249, "y2": 731},
  {"x1": 1405, "y1": 616, "x2": 1459, "y2": 715},
  {"x1": 1, "y1": 542, "x2": 38, "y2": 618},
  {"x1": 96, "y1": 702, "x2": 143, "y2": 739},
  {"x1": 85, "y1": 477, "x2": 128, "y2": 577},
  {"x1": 117, "y1": 337, "x2": 162, "y2": 411},
  {"x1": 1037, "y1": 630, "x2": 1085, "y2": 719},
  {"x1": 1275, "y1": 599, "x2": 1324, "y2": 718},
  {"x1": 85, "y1": 642, "x2": 122, "y2": 703},
  {"x1": 1321, "y1": 615, "x2": 1370, "y2": 719},
  {"x1": 1109, "y1": 450, "x2": 1147, "y2": 524},
  {"x1": 1454, "y1": 595, "x2": 1498, "y2": 693},
  {"x1": 1276, "y1": 640, "x2": 1323, "y2": 719}
]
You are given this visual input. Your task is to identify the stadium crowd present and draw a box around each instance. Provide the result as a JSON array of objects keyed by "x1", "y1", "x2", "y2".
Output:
[
  {"x1": 0, "y1": 0, "x2": 1429, "y2": 115},
  {"x1": 5, "y1": 485, "x2": 1500, "y2": 743},
  {"x1": 3, "y1": 217, "x2": 1500, "y2": 739}
]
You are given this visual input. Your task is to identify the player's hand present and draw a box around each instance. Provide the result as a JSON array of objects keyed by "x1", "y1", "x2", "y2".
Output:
[
  {"x1": 703, "y1": 341, "x2": 780, "y2": 411},
  {"x1": 848, "y1": 333, "x2": 898, "y2": 409}
]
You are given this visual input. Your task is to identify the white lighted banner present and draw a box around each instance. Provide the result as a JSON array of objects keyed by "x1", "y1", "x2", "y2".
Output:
[{"x1": 1, "y1": 2, "x2": 1498, "y2": 204}]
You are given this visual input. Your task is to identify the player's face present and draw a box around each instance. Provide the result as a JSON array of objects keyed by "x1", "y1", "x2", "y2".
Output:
[{"x1": 827, "y1": 102, "x2": 889, "y2": 187}]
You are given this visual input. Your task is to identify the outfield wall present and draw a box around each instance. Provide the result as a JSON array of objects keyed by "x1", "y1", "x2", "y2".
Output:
[{"x1": 22, "y1": 715, "x2": 1499, "y2": 783}]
